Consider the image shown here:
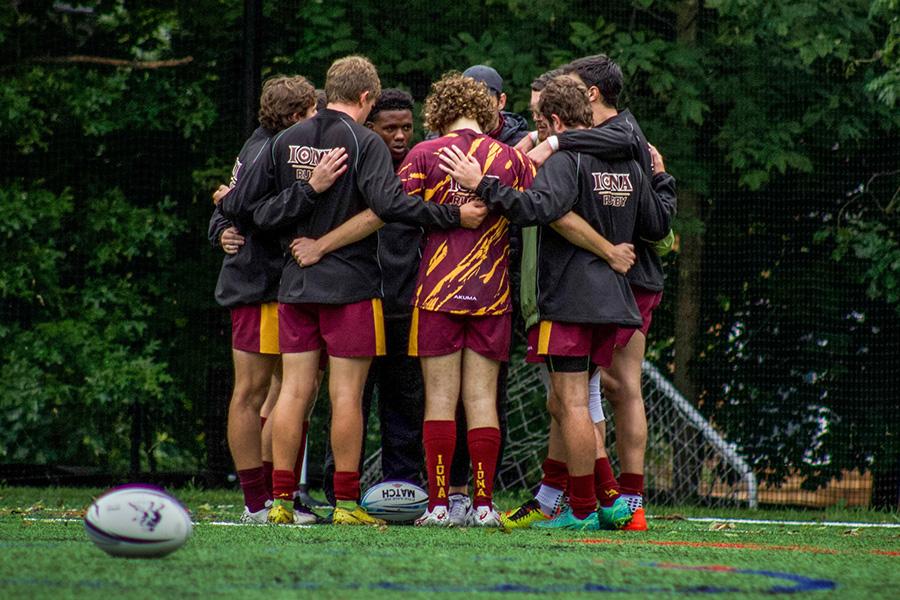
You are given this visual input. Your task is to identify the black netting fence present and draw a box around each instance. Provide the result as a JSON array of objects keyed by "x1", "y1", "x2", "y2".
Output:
[{"x1": 2, "y1": 1, "x2": 898, "y2": 509}]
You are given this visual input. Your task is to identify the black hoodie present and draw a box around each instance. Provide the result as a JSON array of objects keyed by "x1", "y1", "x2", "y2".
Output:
[
  {"x1": 208, "y1": 126, "x2": 283, "y2": 308},
  {"x1": 558, "y1": 109, "x2": 675, "y2": 291}
]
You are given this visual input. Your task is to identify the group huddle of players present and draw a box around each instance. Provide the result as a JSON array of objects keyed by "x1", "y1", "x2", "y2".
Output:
[{"x1": 210, "y1": 53, "x2": 676, "y2": 530}]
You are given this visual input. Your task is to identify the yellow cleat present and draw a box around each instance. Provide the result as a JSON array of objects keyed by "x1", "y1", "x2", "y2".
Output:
[
  {"x1": 267, "y1": 500, "x2": 295, "y2": 524},
  {"x1": 332, "y1": 502, "x2": 387, "y2": 526},
  {"x1": 500, "y1": 499, "x2": 551, "y2": 530}
]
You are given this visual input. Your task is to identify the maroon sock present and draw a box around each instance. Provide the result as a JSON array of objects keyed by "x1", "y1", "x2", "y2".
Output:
[
  {"x1": 619, "y1": 472, "x2": 644, "y2": 497},
  {"x1": 468, "y1": 427, "x2": 501, "y2": 508},
  {"x1": 568, "y1": 473, "x2": 597, "y2": 520},
  {"x1": 423, "y1": 420, "x2": 456, "y2": 510},
  {"x1": 333, "y1": 471, "x2": 360, "y2": 502},
  {"x1": 238, "y1": 466, "x2": 270, "y2": 513},
  {"x1": 292, "y1": 420, "x2": 309, "y2": 486},
  {"x1": 262, "y1": 461, "x2": 274, "y2": 495},
  {"x1": 594, "y1": 458, "x2": 621, "y2": 508},
  {"x1": 541, "y1": 458, "x2": 569, "y2": 492},
  {"x1": 272, "y1": 469, "x2": 296, "y2": 502}
]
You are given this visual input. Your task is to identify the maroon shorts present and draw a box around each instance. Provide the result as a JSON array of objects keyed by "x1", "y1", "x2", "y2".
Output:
[
  {"x1": 409, "y1": 308, "x2": 511, "y2": 362},
  {"x1": 278, "y1": 298, "x2": 386, "y2": 358},
  {"x1": 614, "y1": 286, "x2": 663, "y2": 349},
  {"x1": 231, "y1": 302, "x2": 280, "y2": 355},
  {"x1": 527, "y1": 320, "x2": 618, "y2": 369}
]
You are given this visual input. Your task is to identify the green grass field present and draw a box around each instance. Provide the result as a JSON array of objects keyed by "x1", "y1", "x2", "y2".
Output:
[{"x1": 1, "y1": 486, "x2": 899, "y2": 599}]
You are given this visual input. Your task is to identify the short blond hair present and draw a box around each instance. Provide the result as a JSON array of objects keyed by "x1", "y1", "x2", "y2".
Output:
[
  {"x1": 423, "y1": 72, "x2": 496, "y2": 135},
  {"x1": 325, "y1": 56, "x2": 382, "y2": 104},
  {"x1": 258, "y1": 75, "x2": 316, "y2": 132}
]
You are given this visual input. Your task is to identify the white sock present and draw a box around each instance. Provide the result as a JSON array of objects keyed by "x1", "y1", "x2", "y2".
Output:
[
  {"x1": 620, "y1": 493, "x2": 643, "y2": 512},
  {"x1": 589, "y1": 370, "x2": 605, "y2": 423},
  {"x1": 534, "y1": 484, "x2": 565, "y2": 516}
]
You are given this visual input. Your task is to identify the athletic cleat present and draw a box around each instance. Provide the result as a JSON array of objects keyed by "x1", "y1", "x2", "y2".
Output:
[
  {"x1": 332, "y1": 502, "x2": 386, "y2": 526},
  {"x1": 292, "y1": 499, "x2": 319, "y2": 525},
  {"x1": 415, "y1": 505, "x2": 451, "y2": 527},
  {"x1": 240, "y1": 505, "x2": 270, "y2": 524},
  {"x1": 621, "y1": 507, "x2": 647, "y2": 531},
  {"x1": 598, "y1": 496, "x2": 634, "y2": 530},
  {"x1": 500, "y1": 499, "x2": 550, "y2": 530},
  {"x1": 267, "y1": 499, "x2": 296, "y2": 524},
  {"x1": 448, "y1": 493, "x2": 472, "y2": 527},
  {"x1": 469, "y1": 504, "x2": 501, "y2": 527},
  {"x1": 533, "y1": 507, "x2": 599, "y2": 531}
]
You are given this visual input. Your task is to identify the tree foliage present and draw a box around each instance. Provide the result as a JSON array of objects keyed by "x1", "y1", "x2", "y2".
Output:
[{"x1": 1, "y1": 1, "x2": 897, "y2": 495}]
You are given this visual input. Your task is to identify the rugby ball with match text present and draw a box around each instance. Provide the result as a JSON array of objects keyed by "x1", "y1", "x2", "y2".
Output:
[
  {"x1": 84, "y1": 484, "x2": 192, "y2": 558},
  {"x1": 360, "y1": 480, "x2": 428, "y2": 523}
]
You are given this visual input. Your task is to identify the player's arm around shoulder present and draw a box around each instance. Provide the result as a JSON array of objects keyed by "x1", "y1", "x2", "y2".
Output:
[
  {"x1": 360, "y1": 138, "x2": 469, "y2": 230},
  {"x1": 556, "y1": 119, "x2": 640, "y2": 160}
]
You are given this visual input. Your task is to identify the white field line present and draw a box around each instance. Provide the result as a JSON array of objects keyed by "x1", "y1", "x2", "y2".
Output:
[
  {"x1": 656, "y1": 516, "x2": 900, "y2": 529},
  {"x1": 22, "y1": 517, "x2": 313, "y2": 528},
  {"x1": 23, "y1": 516, "x2": 900, "y2": 529}
]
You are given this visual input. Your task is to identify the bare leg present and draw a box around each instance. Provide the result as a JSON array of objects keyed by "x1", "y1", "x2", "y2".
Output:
[
  {"x1": 271, "y1": 351, "x2": 320, "y2": 471},
  {"x1": 460, "y1": 350, "x2": 500, "y2": 428},
  {"x1": 600, "y1": 332, "x2": 647, "y2": 474},
  {"x1": 328, "y1": 356, "x2": 373, "y2": 473},
  {"x1": 421, "y1": 352, "x2": 462, "y2": 421},
  {"x1": 227, "y1": 350, "x2": 278, "y2": 471},
  {"x1": 547, "y1": 371, "x2": 593, "y2": 477},
  {"x1": 259, "y1": 359, "x2": 281, "y2": 464}
]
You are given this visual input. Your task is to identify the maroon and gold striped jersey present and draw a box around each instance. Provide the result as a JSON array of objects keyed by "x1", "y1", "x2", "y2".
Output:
[{"x1": 398, "y1": 129, "x2": 535, "y2": 316}]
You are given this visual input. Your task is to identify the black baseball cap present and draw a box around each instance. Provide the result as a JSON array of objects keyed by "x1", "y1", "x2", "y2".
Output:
[{"x1": 463, "y1": 65, "x2": 503, "y2": 95}]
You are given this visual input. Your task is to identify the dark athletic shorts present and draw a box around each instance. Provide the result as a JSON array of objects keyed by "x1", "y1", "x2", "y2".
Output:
[
  {"x1": 526, "y1": 320, "x2": 618, "y2": 370},
  {"x1": 408, "y1": 307, "x2": 511, "y2": 362},
  {"x1": 614, "y1": 285, "x2": 663, "y2": 349},
  {"x1": 278, "y1": 299, "x2": 386, "y2": 358},
  {"x1": 231, "y1": 302, "x2": 280, "y2": 355}
]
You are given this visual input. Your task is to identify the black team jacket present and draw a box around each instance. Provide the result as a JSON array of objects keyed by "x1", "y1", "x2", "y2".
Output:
[
  {"x1": 557, "y1": 109, "x2": 674, "y2": 292},
  {"x1": 208, "y1": 126, "x2": 283, "y2": 308},
  {"x1": 220, "y1": 108, "x2": 461, "y2": 306},
  {"x1": 474, "y1": 134, "x2": 676, "y2": 326}
]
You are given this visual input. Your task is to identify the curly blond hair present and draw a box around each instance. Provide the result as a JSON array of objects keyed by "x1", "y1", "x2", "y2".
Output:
[
  {"x1": 258, "y1": 75, "x2": 316, "y2": 132},
  {"x1": 423, "y1": 72, "x2": 497, "y2": 135}
]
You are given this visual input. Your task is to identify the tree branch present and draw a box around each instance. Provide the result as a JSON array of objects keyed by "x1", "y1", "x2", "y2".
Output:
[{"x1": 29, "y1": 55, "x2": 193, "y2": 69}]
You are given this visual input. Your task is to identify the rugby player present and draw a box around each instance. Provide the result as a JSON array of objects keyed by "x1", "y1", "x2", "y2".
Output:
[
  {"x1": 528, "y1": 55, "x2": 678, "y2": 530},
  {"x1": 439, "y1": 75, "x2": 674, "y2": 529},
  {"x1": 307, "y1": 89, "x2": 427, "y2": 495},
  {"x1": 502, "y1": 66, "x2": 641, "y2": 530},
  {"x1": 221, "y1": 56, "x2": 487, "y2": 526},
  {"x1": 441, "y1": 65, "x2": 531, "y2": 524},
  {"x1": 393, "y1": 72, "x2": 533, "y2": 527},
  {"x1": 208, "y1": 75, "x2": 319, "y2": 524}
]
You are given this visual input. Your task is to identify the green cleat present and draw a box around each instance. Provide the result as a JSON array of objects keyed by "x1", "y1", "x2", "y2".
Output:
[
  {"x1": 533, "y1": 507, "x2": 598, "y2": 531},
  {"x1": 598, "y1": 496, "x2": 634, "y2": 530}
]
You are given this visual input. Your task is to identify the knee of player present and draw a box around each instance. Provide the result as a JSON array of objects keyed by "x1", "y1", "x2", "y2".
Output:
[{"x1": 229, "y1": 383, "x2": 270, "y2": 408}]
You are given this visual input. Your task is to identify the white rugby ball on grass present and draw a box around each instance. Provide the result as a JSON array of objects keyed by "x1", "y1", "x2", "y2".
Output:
[
  {"x1": 360, "y1": 480, "x2": 428, "y2": 523},
  {"x1": 84, "y1": 484, "x2": 192, "y2": 558}
]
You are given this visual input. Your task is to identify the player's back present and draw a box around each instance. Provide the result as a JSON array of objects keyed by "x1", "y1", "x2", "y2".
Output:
[
  {"x1": 399, "y1": 129, "x2": 534, "y2": 316},
  {"x1": 268, "y1": 108, "x2": 392, "y2": 304}
]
